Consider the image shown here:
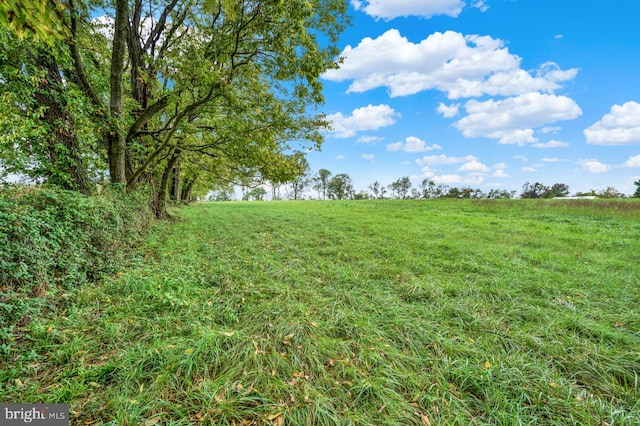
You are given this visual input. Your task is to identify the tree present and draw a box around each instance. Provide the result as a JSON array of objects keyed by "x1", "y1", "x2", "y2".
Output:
[
  {"x1": 1, "y1": 0, "x2": 350, "y2": 217},
  {"x1": 487, "y1": 189, "x2": 516, "y2": 199},
  {"x1": 368, "y1": 180, "x2": 386, "y2": 199},
  {"x1": 634, "y1": 180, "x2": 640, "y2": 198},
  {"x1": 326, "y1": 173, "x2": 353, "y2": 200},
  {"x1": 247, "y1": 187, "x2": 267, "y2": 201},
  {"x1": 388, "y1": 176, "x2": 412, "y2": 199},
  {"x1": 598, "y1": 186, "x2": 624, "y2": 198},
  {"x1": 445, "y1": 186, "x2": 462, "y2": 198},
  {"x1": 0, "y1": 0, "x2": 68, "y2": 42},
  {"x1": 290, "y1": 156, "x2": 310, "y2": 200},
  {"x1": 418, "y1": 179, "x2": 436, "y2": 199},
  {"x1": 353, "y1": 190, "x2": 369, "y2": 200},
  {"x1": 520, "y1": 181, "x2": 549, "y2": 199},
  {"x1": 313, "y1": 168, "x2": 332, "y2": 199},
  {"x1": 0, "y1": 31, "x2": 95, "y2": 193},
  {"x1": 547, "y1": 183, "x2": 570, "y2": 198}
]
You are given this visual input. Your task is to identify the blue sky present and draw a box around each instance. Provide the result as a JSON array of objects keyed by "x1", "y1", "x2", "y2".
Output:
[{"x1": 306, "y1": 0, "x2": 640, "y2": 196}]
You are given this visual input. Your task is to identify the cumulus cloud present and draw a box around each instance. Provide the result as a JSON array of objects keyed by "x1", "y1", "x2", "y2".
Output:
[
  {"x1": 464, "y1": 173, "x2": 486, "y2": 185},
  {"x1": 416, "y1": 154, "x2": 476, "y2": 166},
  {"x1": 434, "y1": 174, "x2": 464, "y2": 185},
  {"x1": 497, "y1": 129, "x2": 537, "y2": 145},
  {"x1": 386, "y1": 136, "x2": 442, "y2": 152},
  {"x1": 622, "y1": 154, "x2": 640, "y2": 168},
  {"x1": 454, "y1": 92, "x2": 582, "y2": 143},
  {"x1": 351, "y1": 0, "x2": 466, "y2": 20},
  {"x1": 492, "y1": 169, "x2": 509, "y2": 178},
  {"x1": 323, "y1": 30, "x2": 578, "y2": 99},
  {"x1": 437, "y1": 102, "x2": 461, "y2": 118},
  {"x1": 327, "y1": 104, "x2": 399, "y2": 138},
  {"x1": 430, "y1": 173, "x2": 486, "y2": 185},
  {"x1": 577, "y1": 159, "x2": 611, "y2": 173},
  {"x1": 361, "y1": 153, "x2": 375, "y2": 161},
  {"x1": 457, "y1": 160, "x2": 490, "y2": 172},
  {"x1": 584, "y1": 101, "x2": 640, "y2": 145},
  {"x1": 531, "y1": 140, "x2": 570, "y2": 148}
]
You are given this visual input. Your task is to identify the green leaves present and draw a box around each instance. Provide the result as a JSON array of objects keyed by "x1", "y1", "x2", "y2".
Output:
[{"x1": 0, "y1": 0, "x2": 68, "y2": 43}]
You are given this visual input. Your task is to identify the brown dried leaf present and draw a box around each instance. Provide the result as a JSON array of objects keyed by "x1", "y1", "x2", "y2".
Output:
[{"x1": 266, "y1": 413, "x2": 283, "y2": 421}]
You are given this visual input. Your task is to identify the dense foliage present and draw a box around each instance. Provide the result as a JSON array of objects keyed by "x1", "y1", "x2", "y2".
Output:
[
  {"x1": 0, "y1": 0, "x2": 349, "y2": 216},
  {"x1": 0, "y1": 185, "x2": 151, "y2": 335}
]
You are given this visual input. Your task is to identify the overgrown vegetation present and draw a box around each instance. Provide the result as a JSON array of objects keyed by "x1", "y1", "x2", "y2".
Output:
[
  {"x1": 2, "y1": 199, "x2": 639, "y2": 425},
  {"x1": 0, "y1": 185, "x2": 152, "y2": 339}
]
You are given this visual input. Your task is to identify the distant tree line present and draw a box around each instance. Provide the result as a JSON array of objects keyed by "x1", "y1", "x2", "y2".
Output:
[{"x1": 228, "y1": 168, "x2": 640, "y2": 200}]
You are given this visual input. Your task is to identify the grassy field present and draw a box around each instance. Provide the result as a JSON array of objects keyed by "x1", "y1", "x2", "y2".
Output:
[{"x1": 2, "y1": 199, "x2": 640, "y2": 425}]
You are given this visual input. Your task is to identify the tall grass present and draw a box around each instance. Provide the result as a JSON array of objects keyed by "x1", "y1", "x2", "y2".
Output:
[{"x1": 2, "y1": 199, "x2": 639, "y2": 425}]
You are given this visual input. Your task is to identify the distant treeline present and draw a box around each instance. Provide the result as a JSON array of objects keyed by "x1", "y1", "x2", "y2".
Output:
[{"x1": 210, "y1": 169, "x2": 640, "y2": 201}]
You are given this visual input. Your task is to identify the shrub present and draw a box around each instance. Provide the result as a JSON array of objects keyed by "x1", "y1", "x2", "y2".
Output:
[{"x1": 0, "y1": 185, "x2": 152, "y2": 332}]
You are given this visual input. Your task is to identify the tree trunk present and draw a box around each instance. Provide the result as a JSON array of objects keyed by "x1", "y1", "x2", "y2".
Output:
[
  {"x1": 34, "y1": 48, "x2": 93, "y2": 194},
  {"x1": 181, "y1": 176, "x2": 197, "y2": 203},
  {"x1": 155, "y1": 150, "x2": 181, "y2": 218},
  {"x1": 108, "y1": 0, "x2": 129, "y2": 185},
  {"x1": 171, "y1": 157, "x2": 181, "y2": 202}
]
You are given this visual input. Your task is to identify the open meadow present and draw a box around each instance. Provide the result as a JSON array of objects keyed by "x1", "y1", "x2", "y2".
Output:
[{"x1": 2, "y1": 199, "x2": 640, "y2": 425}]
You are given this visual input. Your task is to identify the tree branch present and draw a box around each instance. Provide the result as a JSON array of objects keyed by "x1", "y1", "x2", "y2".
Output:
[{"x1": 67, "y1": 0, "x2": 105, "y2": 112}]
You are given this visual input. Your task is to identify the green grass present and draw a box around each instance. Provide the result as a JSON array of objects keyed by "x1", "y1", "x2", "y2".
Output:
[{"x1": 2, "y1": 199, "x2": 640, "y2": 425}]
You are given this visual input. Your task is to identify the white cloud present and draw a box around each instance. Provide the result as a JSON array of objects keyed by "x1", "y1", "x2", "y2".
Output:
[
  {"x1": 465, "y1": 173, "x2": 486, "y2": 185},
  {"x1": 416, "y1": 154, "x2": 476, "y2": 166},
  {"x1": 351, "y1": 0, "x2": 466, "y2": 20},
  {"x1": 457, "y1": 160, "x2": 490, "y2": 172},
  {"x1": 622, "y1": 154, "x2": 640, "y2": 168},
  {"x1": 387, "y1": 136, "x2": 442, "y2": 152},
  {"x1": 497, "y1": 129, "x2": 537, "y2": 145},
  {"x1": 584, "y1": 101, "x2": 640, "y2": 145},
  {"x1": 541, "y1": 157, "x2": 561, "y2": 162},
  {"x1": 492, "y1": 169, "x2": 509, "y2": 178},
  {"x1": 471, "y1": 0, "x2": 489, "y2": 12},
  {"x1": 361, "y1": 153, "x2": 375, "y2": 161},
  {"x1": 577, "y1": 159, "x2": 611, "y2": 173},
  {"x1": 434, "y1": 174, "x2": 464, "y2": 185},
  {"x1": 531, "y1": 140, "x2": 570, "y2": 148},
  {"x1": 431, "y1": 173, "x2": 486, "y2": 185},
  {"x1": 521, "y1": 166, "x2": 538, "y2": 172},
  {"x1": 541, "y1": 126, "x2": 561, "y2": 134},
  {"x1": 323, "y1": 30, "x2": 578, "y2": 99},
  {"x1": 327, "y1": 104, "x2": 399, "y2": 138},
  {"x1": 454, "y1": 92, "x2": 582, "y2": 142},
  {"x1": 437, "y1": 102, "x2": 460, "y2": 118},
  {"x1": 336, "y1": 154, "x2": 346, "y2": 160},
  {"x1": 554, "y1": 34, "x2": 564, "y2": 39},
  {"x1": 420, "y1": 166, "x2": 435, "y2": 177},
  {"x1": 357, "y1": 135, "x2": 384, "y2": 144},
  {"x1": 513, "y1": 155, "x2": 528, "y2": 162}
]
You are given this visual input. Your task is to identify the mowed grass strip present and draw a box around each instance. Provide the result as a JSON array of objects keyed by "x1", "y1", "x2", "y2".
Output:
[{"x1": 3, "y1": 199, "x2": 640, "y2": 425}]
